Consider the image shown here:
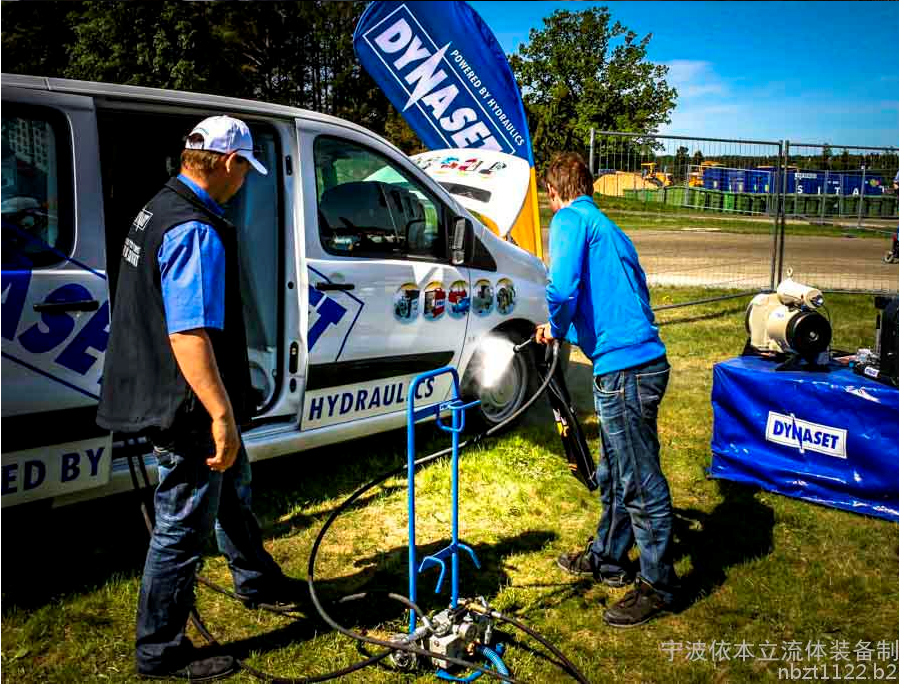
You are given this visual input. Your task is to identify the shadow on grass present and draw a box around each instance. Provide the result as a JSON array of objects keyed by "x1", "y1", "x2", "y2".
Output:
[
  {"x1": 217, "y1": 529, "x2": 558, "y2": 660},
  {"x1": 672, "y1": 479, "x2": 775, "y2": 609},
  {"x1": 0, "y1": 424, "x2": 450, "y2": 612}
]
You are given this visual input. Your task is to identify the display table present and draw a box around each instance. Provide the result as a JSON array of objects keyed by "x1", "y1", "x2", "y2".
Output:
[{"x1": 709, "y1": 356, "x2": 898, "y2": 523}]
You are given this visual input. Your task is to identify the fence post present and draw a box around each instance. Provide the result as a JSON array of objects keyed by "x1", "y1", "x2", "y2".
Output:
[
  {"x1": 820, "y1": 169, "x2": 828, "y2": 224},
  {"x1": 589, "y1": 128, "x2": 595, "y2": 175},
  {"x1": 857, "y1": 165, "x2": 866, "y2": 229},
  {"x1": 777, "y1": 140, "x2": 790, "y2": 284}
]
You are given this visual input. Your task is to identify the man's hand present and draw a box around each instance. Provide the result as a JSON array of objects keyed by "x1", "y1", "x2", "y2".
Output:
[
  {"x1": 207, "y1": 414, "x2": 240, "y2": 472},
  {"x1": 169, "y1": 329, "x2": 239, "y2": 472},
  {"x1": 534, "y1": 323, "x2": 555, "y2": 345}
]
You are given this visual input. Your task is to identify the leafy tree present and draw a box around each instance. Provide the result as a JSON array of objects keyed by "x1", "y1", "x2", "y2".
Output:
[
  {"x1": 1, "y1": 2, "x2": 418, "y2": 144},
  {"x1": 64, "y1": 2, "x2": 226, "y2": 92},
  {"x1": 672, "y1": 146, "x2": 689, "y2": 184},
  {"x1": 692, "y1": 150, "x2": 705, "y2": 167},
  {"x1": 509, "y1": 6, "x2": 676, "y2": 171},
  {"x1": 821, "y1": 144, "x2": 832, "y2": 169},
  {"x1": 839, "y1": 149, "x2": 851, "y2": 171},
  {"x1": 1, "y1": 1, "x2": 87, "y2": 77}
]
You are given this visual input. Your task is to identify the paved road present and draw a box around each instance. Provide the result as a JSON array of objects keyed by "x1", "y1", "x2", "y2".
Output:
[{"x1": 540, "y1": 225, "x2": 899, "y2": 293}]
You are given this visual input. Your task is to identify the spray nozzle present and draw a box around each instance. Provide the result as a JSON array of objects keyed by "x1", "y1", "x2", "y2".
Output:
[{"x1": 513, "y1": 335, "x2": 535, "y2": 353}]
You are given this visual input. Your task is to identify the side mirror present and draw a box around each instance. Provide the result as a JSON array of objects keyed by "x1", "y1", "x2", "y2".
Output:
[{"x1": 451, "y1": 216, "x2": 473, "y2": 265}]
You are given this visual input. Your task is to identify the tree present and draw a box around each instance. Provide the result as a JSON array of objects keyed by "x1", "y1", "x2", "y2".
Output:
[
  {"x1": 692, "y1": 150, "x2": 705, "y2": 167},
  {"x1": 839, "y1": 149, "x2": 851, "y2": 171},
  {"x1": 1, "y1": 2, "x2": 87, "y2": 78},
  {"x1": 508, "y1": 6, "x2": 676, "y2": 171},
  {"x1": 673, "y1": 146, "x2": 689, "y2": 184},
  {"x1": 1, "y1": 2, "x2": 405, "y2": 140},
  {"x1": 821, "y1": 144, "x2": 832, "y2": 170}
]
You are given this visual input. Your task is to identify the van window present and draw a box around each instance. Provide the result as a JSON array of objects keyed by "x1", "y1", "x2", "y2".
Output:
[
  {"x1": 313, "y1": 136, "x2": 446, "y2": 260},
  {"x1": 1, "y1": 108, "x2": 73, "y2": 268}
]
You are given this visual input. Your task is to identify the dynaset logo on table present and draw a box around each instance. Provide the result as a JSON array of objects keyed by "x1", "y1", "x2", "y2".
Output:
[{"x1": 765, "y1": 412, "x2": 847, "y2": 459}]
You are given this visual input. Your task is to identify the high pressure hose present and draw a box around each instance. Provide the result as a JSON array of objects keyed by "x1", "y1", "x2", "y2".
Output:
[
  {"x1": 130, "y1": 339, "x2": 590, "y2": 682},
  {"x1": 305, "y1": 338, "x2": 590, "y2": 684}
]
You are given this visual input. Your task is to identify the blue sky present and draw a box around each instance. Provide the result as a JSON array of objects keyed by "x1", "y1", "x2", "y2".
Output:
[{"x1": 469, "y1": 1, "x2": 898, "y2": 148}]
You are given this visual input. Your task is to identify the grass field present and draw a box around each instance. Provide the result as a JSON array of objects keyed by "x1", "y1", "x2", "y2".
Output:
[{"x1": 2, "y1": 290, "x2": 897, "y2": 683}]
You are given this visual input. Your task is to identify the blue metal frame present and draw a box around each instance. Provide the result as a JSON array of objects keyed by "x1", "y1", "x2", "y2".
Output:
[{"x1": 406, "y1": 366, "x2": 481, "y2": 634}]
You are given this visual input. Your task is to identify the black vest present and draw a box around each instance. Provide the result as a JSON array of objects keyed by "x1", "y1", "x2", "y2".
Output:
[{"x1": 97, "y1": 178, "x2": 251, "y2": 433}]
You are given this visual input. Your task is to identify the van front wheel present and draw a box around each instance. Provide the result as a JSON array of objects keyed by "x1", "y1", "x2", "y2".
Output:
[{"x1": 463, "y1": 331, "x2": 536, "y2": 430}]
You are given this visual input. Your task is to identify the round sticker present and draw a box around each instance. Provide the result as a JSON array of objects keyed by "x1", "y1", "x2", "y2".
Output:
[
  {"x1": 472, "y1": 279, "x2": 494, "y2": 317},
  {"x1": 394, "y1": 284, "x2": 420, "y2": 322},
  {"x1": 448, "y1": 280, "x2": 470, "y2": 319},
  {"x1": 423, "y1": 281, "x2": 446, "y2": 321},
  {"x1": 496, "y1": 278, "x2": 516, "y2": 315}
]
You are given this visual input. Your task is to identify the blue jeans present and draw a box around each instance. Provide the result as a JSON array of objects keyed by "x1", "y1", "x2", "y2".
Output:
[
  {"x1": 589, "y1": 355, "x2": 678, "y2": 604},
  {"x1": 136, "y1": 427, "x2": 282, "y2": 672}
]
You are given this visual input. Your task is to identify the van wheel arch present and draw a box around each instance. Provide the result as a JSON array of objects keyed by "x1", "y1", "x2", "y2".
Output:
[{"x1": 461, "y1": 320, "x2": 540, "y2": 431}]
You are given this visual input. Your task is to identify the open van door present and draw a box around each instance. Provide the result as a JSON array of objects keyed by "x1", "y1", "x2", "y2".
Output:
[
  {"x1": 1, "y1": 83, "x2": 113, "y2": 507},
  {"x1": 411, "y1": 149, "x2": 537, "y2": 253}
]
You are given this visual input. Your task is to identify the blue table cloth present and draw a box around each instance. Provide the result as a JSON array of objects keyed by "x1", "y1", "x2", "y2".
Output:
[{"x1": 710, "y1": 356, "x2": 899, "y2": 522}]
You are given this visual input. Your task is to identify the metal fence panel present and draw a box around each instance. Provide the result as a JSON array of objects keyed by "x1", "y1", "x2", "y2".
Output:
[
  {"x1": 589, "y1": 131, "x2": 782, "y2": 306},
  {"x1": 780, "y1": 142, "x2": 898, "y2": 294}
]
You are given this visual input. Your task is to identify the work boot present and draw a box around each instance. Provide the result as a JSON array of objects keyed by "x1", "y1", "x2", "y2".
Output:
[
  {"x1": 556, "y1": 538, "x2": 632, "y2": 588},
  {"x1": 236, "y1": 574, "x2": 306, "y2": 612},
  {"x1": 139, "y1": 654, "x2": 237, "y2": 681},
  {"x1": 603, "y1": 578, "x2": 672, "y2": 629}
]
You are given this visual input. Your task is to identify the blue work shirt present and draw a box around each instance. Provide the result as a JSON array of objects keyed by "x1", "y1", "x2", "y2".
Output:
[
  {"x1": 546, "y1": 195, "x2": 665, "y2": 375},
  {"x1": 157, "y1": 174, "x2": 226, "y2": 334}
]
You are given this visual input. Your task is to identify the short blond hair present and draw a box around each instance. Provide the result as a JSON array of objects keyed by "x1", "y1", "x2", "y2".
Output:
[
  {"x1": 180, "y1": 133, "x2": 225, "y2": 175},
  {"x1": 544, "y1": 152, "x2": 594, "y2": 201},
  {"x1": 180, "y1": 150, "x2": 224, "y2": 175}
]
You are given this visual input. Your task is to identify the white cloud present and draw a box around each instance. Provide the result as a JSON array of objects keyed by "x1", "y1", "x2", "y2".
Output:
[
  {"x1": 656, "y1": 59, "x2": 897, "y2": 146},
  {"x1": 663, "y1": 60, "x2": 728, "y2": 99}
]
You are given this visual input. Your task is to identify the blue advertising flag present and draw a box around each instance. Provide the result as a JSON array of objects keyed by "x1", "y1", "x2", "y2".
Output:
[{"x1": 354, "y1": 1, "x2": 534, "y2": 166}]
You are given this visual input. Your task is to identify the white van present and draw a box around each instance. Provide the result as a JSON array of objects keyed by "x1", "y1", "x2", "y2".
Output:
[{"x1": 1, "y1": 75, "x2": 549, "y2": 509}]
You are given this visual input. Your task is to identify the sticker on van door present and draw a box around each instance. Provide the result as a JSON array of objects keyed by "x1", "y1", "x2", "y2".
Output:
[
  {"x1": 2, "y1": 435, "x2": 112, "y2": 507},
  {"x1": 496, "y1": 278, "x2": 516, "y2": 315},
  {"x1": 2, "y1": 243, "x2": 110, "y2": 410},
  {"x1": 472, "y1": 279, "x2": 494, "y2": 316},
  {"x1": 393, "y1": 283, "x2": 420, "y2": 322},
  {"x1": 302, "y1": 371, "x2": 453, "y2": 430},
  {"x1": 423, "y1": 281, "x2": 445, "y2": 321},
  {"x1": 447, "y1": 281, "x2": 470, "y2": 318},
  {"x1": 307, "y1": 266, "x2": 364, "y2": 362}
]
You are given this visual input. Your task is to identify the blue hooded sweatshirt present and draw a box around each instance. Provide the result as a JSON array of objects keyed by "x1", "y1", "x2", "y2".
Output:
[{"x1": 546, "y1": 195, "x2": 665, "y2": 375}]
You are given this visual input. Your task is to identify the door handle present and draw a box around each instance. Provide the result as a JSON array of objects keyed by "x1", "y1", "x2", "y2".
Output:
[
  {"x1": 315, "y1": 282, "x2": 355, "y2": 291},
  {"x1": 33, "y1": 299, "x2": 100, "y2": 313}
]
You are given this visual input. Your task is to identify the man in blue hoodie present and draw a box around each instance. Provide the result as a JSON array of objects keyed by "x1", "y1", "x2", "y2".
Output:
[{"x1": 536, "y1": 152, "x2": 678, "y2": 627}]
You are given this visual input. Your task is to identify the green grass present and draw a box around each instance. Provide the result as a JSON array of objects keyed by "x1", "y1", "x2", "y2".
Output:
[
  {"x1": 545, "y1": 194, "x2": 892, "y2": 239},
  {"x1": 2, "y1": 291, "x2": 897, "y2": 683}
]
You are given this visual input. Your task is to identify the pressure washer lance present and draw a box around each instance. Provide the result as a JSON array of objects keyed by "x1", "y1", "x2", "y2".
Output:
[{"x1": 516, "y1": 334, "x2": 598, "y2": 492}]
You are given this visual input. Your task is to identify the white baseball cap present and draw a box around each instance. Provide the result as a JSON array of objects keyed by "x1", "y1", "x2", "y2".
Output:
[{"x1": 185, "y1": 115, "x2": 268, "y2": 175}]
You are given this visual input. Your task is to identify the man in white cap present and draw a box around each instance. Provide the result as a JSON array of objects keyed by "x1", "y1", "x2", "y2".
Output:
[{"x1": 98, "y1": 115, "x2": 290, "y2": 681}]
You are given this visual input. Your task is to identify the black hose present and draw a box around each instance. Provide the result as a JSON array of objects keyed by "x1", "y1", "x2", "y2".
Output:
[
  {"x1": 131, "y1": 341, "x2": 584, "y2": 682},
  {"x1": 486, "y1": 607, "x2": 591, "y2": 684},
  {"x1": 306, "y1": 342, "x2": 590, "y2": 683},
  {"x1": 129, "y1": 450, "x2": 394, "y2": 682}
]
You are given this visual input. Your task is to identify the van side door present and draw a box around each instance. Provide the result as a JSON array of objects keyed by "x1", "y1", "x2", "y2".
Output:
[
  {"x1": 1, "y1": 86, "x2": 113, "y2": 507},
  {"x1": 296, "y1": 123, "x2": 471, "y2": 430}
]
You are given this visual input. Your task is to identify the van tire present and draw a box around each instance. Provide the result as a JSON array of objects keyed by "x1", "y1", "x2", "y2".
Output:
[{"x1": 462, "y1": 329, "x2": 538, "y2": 432}]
